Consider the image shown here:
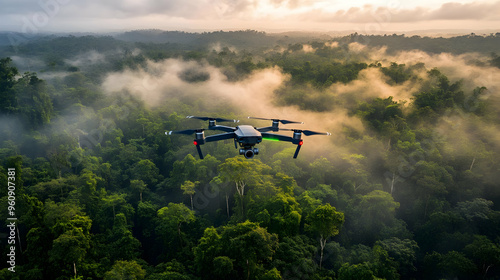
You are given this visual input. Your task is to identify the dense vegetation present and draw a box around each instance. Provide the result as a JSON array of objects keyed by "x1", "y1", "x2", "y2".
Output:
[{"x1": 1, "y1": 31, "x2": 500, "y2": 280}]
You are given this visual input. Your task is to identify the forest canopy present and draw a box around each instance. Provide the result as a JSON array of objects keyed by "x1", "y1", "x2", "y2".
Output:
[{"x1": 1, "y1": 30, "x2": 500, "y2": 280}]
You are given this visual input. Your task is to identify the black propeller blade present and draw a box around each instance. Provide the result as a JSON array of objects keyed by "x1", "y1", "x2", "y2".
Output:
[
  {"x1": 281, "y1": 129, "x2": 331, "y2": 136},
  {"x1": 165, "y1": 129, "x2": 204, "y2": 135},
  {"x1": 247, "y1": 116, "x2": 304, "y2": 125},
  {"x1": 186, "y1": 116, "x2": 239, "y2": 123}
]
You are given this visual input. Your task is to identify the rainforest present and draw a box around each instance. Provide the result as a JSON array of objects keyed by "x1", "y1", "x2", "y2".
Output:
[{"x1": 1, "y1": 30, "x2": 500, "y2": 280}]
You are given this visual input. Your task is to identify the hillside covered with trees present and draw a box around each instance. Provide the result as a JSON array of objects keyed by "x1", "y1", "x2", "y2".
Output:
[{"x1": 1, "y1": 30, "x2": 500, "y2": 280}]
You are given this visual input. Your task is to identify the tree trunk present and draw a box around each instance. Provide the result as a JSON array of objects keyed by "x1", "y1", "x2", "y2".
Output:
[
  {"x1": 236, "y1": 181, "x2": 245, "y2": 218},
  {"x1": 319, "y1": 235, "x2": 326, "y2": 269},
  {"x1": 226, "y1": 193, "x2": 230, "y2": 218},
  {"x1": 177, "y1": 223, "x2": 183, "y2": 247},
  {"x1": 246, "y1": 259, "x2": 250, "y2": 280},
  {"x1": 190, "y1": 194, "x2": 194, "y2": 210},
  {"x1": 390, "y1": 172, "x2": 396, "y2": 195},
  {"x1": 469, "y1": 157, "x2": 476, "y2": 171}
]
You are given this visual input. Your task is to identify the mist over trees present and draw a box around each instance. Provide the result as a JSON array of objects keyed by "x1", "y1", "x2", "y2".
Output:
[{"x1": 1, "y1": 30, "x2": 500, "y2": 280}]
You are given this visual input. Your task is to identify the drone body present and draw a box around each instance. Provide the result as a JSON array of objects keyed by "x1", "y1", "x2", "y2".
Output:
[{"x1": 166, "y1": 116, "x2": 330, "y2": 159}]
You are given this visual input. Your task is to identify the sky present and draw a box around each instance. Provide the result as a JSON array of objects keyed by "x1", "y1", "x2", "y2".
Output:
[{"x1": 1, "y1": 0, "x2": 499, "y2": 34}]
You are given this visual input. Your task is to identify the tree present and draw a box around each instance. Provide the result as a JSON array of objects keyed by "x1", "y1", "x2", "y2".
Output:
[
  {"x1": 212, "y1": 256, "x2": 235, "y2": 280},
  {"x1": 464, "y1": 235, "x2": 500, "y2": 278},
  {"x1": 102, "y1": 193, "x2": 128, "y2": 221},
  {"x1": 130, "y1": 179, "x2": 147, "y2": 202},
  {"x1": 439, "y1": 251, "x2": 476, "y2": 279},
  {"x1": 338, "y1": 263, "x2": 375, "y2": 280},
  {"x1": 210, "y1": 176, "x2": 232, "y2": 218},
  {"x1": 411, "y1": 69, "x2": 464, "y2": 116},
  {"x1": 13, "y1": 72, "x2": 53, "y2": 128},
  {"x1": 194, "y1": 222, "x2": 278, "y2": 280},
  {"x1": 248, "y1": 193, "x2": 302, "y2": 236},
  {"x1": 380, "y1": 62, "x2": 411, "y2": 84},
  {"x1": 106, "y1": 213, "x2": 141, "y2": 261},
  {"x1": 194, "y1": 227, "x2": 222, "y2": 277},
  {"x1": 157, "y1": 203, "x2": 195, "y2": 247},
  {"x1": 130, "y1": 159, "x2": 160, "y2": 186},
  {"x1": 217, "y1": 157, "x2": 271, "y2": 218},
  {"x1": 48, "y1": 214, "x2": 92, "y2": 279},
  {"x1": 181, "y1": 180, "x2": 198, "y2": 210},
  {"x1": 375, "y1": 238, "x2": 418, "y2": 277},
  {"x1": 371, "y1": 244, "x2": 399, "y2": 280},
  {"x1": 0, "y1": 57, "x2": 19, "y2": 113},
  {"x1": 306, "y1": 157, "x2": 334, "y2": 188},
  {"x1": 219, "y1": 221, "x2": 279, "y2": 280},
  {"x1": 104, "y1": 260, "x2": 146, "y2": 280},
  {"x1": 353, "y1": 190, "x2": 401, "y2": 244},
  {"x1": 308, "y1": 204, "x2": 345, "y2": 269},
  {"x1": 273, "y1": 236, "x2": 317, "y2": 279}
]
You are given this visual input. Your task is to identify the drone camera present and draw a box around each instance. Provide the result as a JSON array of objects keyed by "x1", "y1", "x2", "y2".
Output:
[
  {"x1": 240, "y1": 148, "x2": 258, "y2": 159},
  {"x1": 245, "y1": 150, "x2": 254, "y2": 159}
]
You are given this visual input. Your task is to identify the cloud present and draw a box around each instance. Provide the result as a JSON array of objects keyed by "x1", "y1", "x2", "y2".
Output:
[
  {"x1": 428, "y1": 1, "x2": 500, "y2": 20},
  {"x1": 294, "y1": 1, "x2": 500, "y2": 23},
  {"x1": 1, "y1": 0, "x2": 500, "y2": 33}
]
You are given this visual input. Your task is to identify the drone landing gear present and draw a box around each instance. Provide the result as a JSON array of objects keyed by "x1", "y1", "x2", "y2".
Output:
[
  {"x1": 195, "y1": 143, "x2": 204, "y2": 159},
  {"x1": 293, "y1": 140, "x2": 303, "y2": 159}
]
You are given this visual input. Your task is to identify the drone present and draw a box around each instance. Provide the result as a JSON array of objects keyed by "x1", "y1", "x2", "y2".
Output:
[{"x1": 165, "y1": 116, "x2": 331, "y2": 159}]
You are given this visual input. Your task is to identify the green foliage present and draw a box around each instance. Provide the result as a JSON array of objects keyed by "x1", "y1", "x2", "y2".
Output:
[
  {"x1": 104, "y1": 260, "x2": 146, "y2": 280},
  {"x1": 309, "y1": 204, "x2": 344, "y2": 239},
  {"x1": 2, "y1": 32, "x2": 500, "y2": 280},
  {"x1": 194, "y1": 221, "x2": 278, "y2": 280},
  {"x1": 12, "y1": 72, "x2": 54, "y2": 128},
  {"x1": 350, "y1": 191, "x2": 401, "y2": 244},
  {"x1": 380, "y1": 62, "x2": 416, "y2": 84},
  {"x1": 212, "y1": 256, "x2": 235, "y2": 280},
  {"x1": 411, "y1": 68, "x2": 465, "y2": 117},
  {"x1": 338, "y1": 263, "x2": 376, "y2": 280},
  {"x1": 356, "y1": 96, "x2": 404, "y2": 133},
  {"x1": 309, "y1": 204, "x2": 345, "y2": 269},
  {"x1": 0, "y1": 57, "x2": 19, "y2": 113}
]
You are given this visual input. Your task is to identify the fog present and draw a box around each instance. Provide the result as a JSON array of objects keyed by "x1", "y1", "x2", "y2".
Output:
[
  {"x1": 95, "y1": 40, "x2": 500, "y2": 169},
  {"x1": 100, "y1": 58, "x2": 368, "y2": 159}
]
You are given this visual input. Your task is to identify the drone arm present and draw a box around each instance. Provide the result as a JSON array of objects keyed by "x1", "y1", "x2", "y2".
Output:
[
  {"x1": 261, "y1": 133, "x2": 296, "y2": 143},
  {"x1": 209, "y1": 125, "x2": 238, "y2": 133},
  {"x1": 205, "y1": 132, "x2": 236, "y2": 143},
  {"x1": 256, "y1": 126, "x2": 277, "y2": 132}
]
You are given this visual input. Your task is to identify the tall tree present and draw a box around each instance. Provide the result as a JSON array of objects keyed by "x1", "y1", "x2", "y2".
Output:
[
  {"x1": 130, "y1": 179, "x2": 147, "y2": 202},
  {"x1": 157, "y1": 203, "x2": 195, "y2": 246},
  {"x1": 308, "y1": 204, "x2": 345, "y2": 269},
  {"x1": 217, "y1": 157, "x2": 270, "y2": 218},
  {"x1": 13, "y1": 72, "x2": 53, "y2": 128},
  {"x1": 181, "y1": 180, "x2": 198, "y2": 210},
  {"x1": 0, "y1": 57, "x2": 19, "y2": 113},
  {"x1": 220, "y1": 221, "x2": 279, "y2": 280}
]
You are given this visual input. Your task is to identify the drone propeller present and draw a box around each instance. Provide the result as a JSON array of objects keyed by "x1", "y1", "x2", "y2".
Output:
[
  {"x1": 281, "y1": 129, "x2": 331, "y2": 136},
  {"x1": 165, "y1": 128, "x2": 206, "y2": 159},
  {"x1": 187, "y1": 116, "x2": 239, "y2": 123},
  {"x1": 165, "y1": 129, "x2": 204, "y2": 136},
  {"x1": 248, "y1": 116, "x2": 304, "y2": 125}
]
